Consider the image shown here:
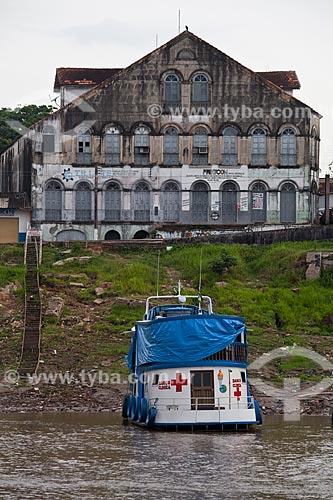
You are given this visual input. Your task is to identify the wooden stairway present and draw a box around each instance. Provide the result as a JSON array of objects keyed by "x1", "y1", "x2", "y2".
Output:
[{"x1": 18, "y1": 231, "x2": 42, "y2": 376}]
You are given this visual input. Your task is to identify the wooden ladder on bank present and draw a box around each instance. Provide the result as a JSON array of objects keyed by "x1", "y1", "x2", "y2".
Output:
[{"x1": 18, "y1": 229, "x2": 43, "y2": 376}]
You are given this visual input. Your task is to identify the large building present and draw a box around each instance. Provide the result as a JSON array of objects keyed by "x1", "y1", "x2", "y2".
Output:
[{"x1": 0, "y1": 31, "x2": 321, "y2": 242}]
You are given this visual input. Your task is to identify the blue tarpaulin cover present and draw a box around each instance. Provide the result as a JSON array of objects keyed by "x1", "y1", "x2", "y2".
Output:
[{"x1": 126, "y1": 314, "x2": 245, "y2": 369}]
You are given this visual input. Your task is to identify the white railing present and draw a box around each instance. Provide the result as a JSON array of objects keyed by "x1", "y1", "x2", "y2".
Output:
[{"x1": 149, "y1": 396, "x2": 254, "y2": 412}]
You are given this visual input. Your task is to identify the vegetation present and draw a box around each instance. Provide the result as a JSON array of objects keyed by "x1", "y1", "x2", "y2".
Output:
[
  {"x1": 1, "y1": 241, "x2": 333, "y2": 381},
  {"x1": 208, "y1": 248, "x2": 238, "y2": 275},
  {"x1": 0, "y1": 104, "x2": 54, "y2": 153}
]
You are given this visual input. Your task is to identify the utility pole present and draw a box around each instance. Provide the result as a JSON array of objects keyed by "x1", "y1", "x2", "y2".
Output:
[
  {"x1": 324, "y1": 174, "x2": 330, "y2": 225},
  {"x1": 94, "y1": 164, "x2": 99, "y2": 240}
]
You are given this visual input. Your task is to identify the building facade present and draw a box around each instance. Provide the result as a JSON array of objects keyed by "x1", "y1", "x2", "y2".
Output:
[{"x1": 0, "y1": 31, "x2": 321, "y2": 241}]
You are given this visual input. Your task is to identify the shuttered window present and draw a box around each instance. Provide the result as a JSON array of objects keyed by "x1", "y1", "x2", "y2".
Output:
[
  {"x1": 222, "y1": 127, "x2": 238, "y2": 166},
  {"x1": 281, "y1": 128, "x2": 296, "y2": 166},
  {"x1": 105, "y1": 182, "x2": 121, "y2": 221},
  {"x1": 45, "y1": 180, "x2": 62, "y2": 221},
  {"x1": 105, "y1": 126, "x2": 120, "y2": 165},
  {"x1": 164, "y1": 74, "x2": 180, "y2": 105},
  {"x1": 134, "y1": 126, "x2": 150, "y2": 165},
  {"x1": 251, "y1": 128, "x2": 267, "y2": 166},
  {"x1": 192, "y1": 74, "x2": 208, "y2": 103},
  {"x1": 77, "y1": 128, "x2": 92, "y2": 164},
  {"x1": 193, "y1": 127, "x2": 208, "y2": 165},
  {"x1": 163, "y1": 126, "x2": 179, "y2": 165},
  {"x1": 75, "y1": 181, "x2": 92, "y2": 221}
]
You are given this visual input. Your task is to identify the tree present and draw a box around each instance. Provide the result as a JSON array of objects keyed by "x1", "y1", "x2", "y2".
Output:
[
  {"x1": 209, "y1": 249, "x2": 238, "y2": 275},
  {"x1": 0, "y1": 104, "x2": 54, "y2": 154}
]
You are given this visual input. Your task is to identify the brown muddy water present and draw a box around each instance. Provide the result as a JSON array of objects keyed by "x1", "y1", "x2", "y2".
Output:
[{"x1": 0, "y1": 413, "x2": 332, "y2": 500}]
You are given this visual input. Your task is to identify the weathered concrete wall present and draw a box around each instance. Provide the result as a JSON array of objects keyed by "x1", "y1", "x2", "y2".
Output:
[{"x1": 0, "y1": 31, "x2": 321, "y2": 242}]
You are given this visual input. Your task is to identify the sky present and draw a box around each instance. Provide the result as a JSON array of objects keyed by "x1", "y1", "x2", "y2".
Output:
[{"x1": 1, "y1": 0, "x2": 332, "y2": 173}]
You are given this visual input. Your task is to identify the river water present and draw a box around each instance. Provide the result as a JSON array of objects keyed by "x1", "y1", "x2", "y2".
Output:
[{"x1": 0, "y1": 413, "x2": 332, "y2": 500}]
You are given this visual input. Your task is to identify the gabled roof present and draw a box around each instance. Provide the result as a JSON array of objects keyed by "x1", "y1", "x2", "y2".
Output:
[
  {"x1": 256, "y1": 71, "x2": 301, "y2": 91},
  {"x1": 54, "y1": 68, "x2": 121, "y2": 92},
  {"x1": 83, "y1": 30, "x2": 319, "y2": 117},
  {"x1": 51, "y1": 30, "x2": 320, "y2": 121}
]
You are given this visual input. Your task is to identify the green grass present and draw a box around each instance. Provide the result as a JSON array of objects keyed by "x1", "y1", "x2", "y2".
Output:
[{"x1": 2, "y1": 241, "x2": 333, "y2": 381}]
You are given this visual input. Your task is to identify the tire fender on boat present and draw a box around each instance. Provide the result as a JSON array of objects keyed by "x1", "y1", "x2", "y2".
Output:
[
  {"x1": 131, "y1": 397, "x2": 141, "y2": 421},
  {"x1": 127, "y1": 395, "x2": 136, "y2": 419},
  {"x1": 146, "y1": 406, "x2": 157, "y2": 427},
  {"x1": 122, "y1": 394, "x2": 130, "y2": 419},
  {"x1": 138, "y1": 398, "x2": 148, "y2": 423},
  {"x1": 254, "y1": 399, "x2": 262, "y2": 425}
]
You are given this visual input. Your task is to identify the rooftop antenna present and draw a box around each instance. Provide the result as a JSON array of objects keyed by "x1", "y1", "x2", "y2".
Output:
[
  {"x1": 178, "y1": 9, "x2": 181, "y2": 34},
  {"x1": 156, "y1": 249, "x2": 161, "y2": 296},
  {"x1": 155, "y1": 34, "x2": 158, "y2": 48}
]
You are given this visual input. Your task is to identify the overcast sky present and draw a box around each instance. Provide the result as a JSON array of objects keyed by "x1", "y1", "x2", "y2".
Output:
[{"x1": 1, "y1": 0, "x2": 332, "y2": 173}]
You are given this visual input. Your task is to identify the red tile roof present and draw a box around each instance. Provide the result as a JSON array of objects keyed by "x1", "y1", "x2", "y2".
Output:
[
  {"x1": 256, "y1": 71, "x2": 301, "y2": 90},
  {"x1": 54, "y1": 68, "x2": 122, "y2": 91},
  {"x1": 54, "y1": 67, "x2": 300, "y2": 94}
]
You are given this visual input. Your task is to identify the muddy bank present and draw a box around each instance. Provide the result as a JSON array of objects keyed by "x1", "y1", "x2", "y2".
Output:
[
  {"x1": 0, "y1": 381, "x2": 332, "y2": 417},
  {"x1": 0, "y1": 382, "x2": 127, "y2": 413}
]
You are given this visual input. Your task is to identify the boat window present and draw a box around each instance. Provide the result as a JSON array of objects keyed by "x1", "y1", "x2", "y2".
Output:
[
  {"x1": 241, "y1": 371, "x2": 246, "y2": 383},
  {"x1": 164, "y1": 309, "x2": 192, "y2": 317},
  {"x1": 152, "y1": 374, "x2": 159, "y2": 386},
  {"x1": 192, "y1": 372, "x2": 202, "y2": 387},
  {"x1": 203, "y1": 372, "x2": 212, "y2": 387}
]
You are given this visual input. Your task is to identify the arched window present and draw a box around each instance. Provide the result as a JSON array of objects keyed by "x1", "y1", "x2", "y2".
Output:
[
  {"x1": 163, "y1": 126, "x2": 179, "y2": 165},
  {"x1": 281, "y1": 128, "x2": 296, "y2": 166},
  {"x1": 164, "y1": 74, "x2": 180, "y2": 105},
  {"x1": 75, "y1": 181, "x2": 92, "y2": 221},
  {"x1": 193, "y1": 126, "x2": 208, "y2": 165},
  {"x1": 162, "y1": 181, "x2": 180, "y2": 222},
  {"x1": 133, "y1": 181, "x2": 151, "y2": 221},
  {"x1": 105, "y1": 182, "x2": 121, "y2": 221},
  {"x1": 250, "y1": 182, "x2": 267, "y2": 223},
  {"x1": 251, "y1": 128, "x2": 267, "y2": 166},
  {"x1": 280, "y1": 182, "x2": 296, "y2": 223},
  {"x1": 177, "y1": 49, "x2": 195, "y2": 60},
  {"x1": 192, "y1": 74, "x2": 209, "y2": 103},
  {"x1": 133, "y1": 230, "x2": 149, "y2": 239},
  {"x1": 77, "y1": 127, "x2": 92, "y2": 164},
  {"x1": 42, "y1": 125, "x2": 55, "y2": 153},
  {"x1": 45, "y1": 180, "x2": 62, "y2": 221},
  {"x1": 105, "y1": 230, "x2": 121, "y2": 240},
  {"x1": 191, "y1": 181, "x2": 209, "y2": 222},
  {"x1": 134, "y1": 126, "x2": 150, "y2": 165},
  {"x1": 221, "y1": 181, "x2": 238, "y2": 223},
  {"x1": 222, "y1": 127, "x2": 238, "y2": 166},
  {"x1": 105, "y1": 126, "x2": 120, "y2": 165},
  {"x1": 56, "y1": 230, "x2": 86, "y2": 241}
]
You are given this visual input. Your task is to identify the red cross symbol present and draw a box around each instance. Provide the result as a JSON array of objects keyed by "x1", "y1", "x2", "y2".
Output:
[
  {"x1": 171, "y1": 373, "x2": 188, "y2": 392},
  {"x1": 234, "y1": 386, "x2": 242, "y2": 401}
]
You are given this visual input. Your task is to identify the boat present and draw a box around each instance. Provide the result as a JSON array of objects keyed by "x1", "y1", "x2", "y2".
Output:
[{"x1": 123, "y1": 281, "x2": 262, "y2": 430}]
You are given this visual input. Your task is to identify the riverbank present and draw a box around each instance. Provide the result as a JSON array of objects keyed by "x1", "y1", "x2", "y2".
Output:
[
  {"x1": 1, "y1": 242, "x2": 333, "y2": 416},
  {"x1": 0, "y1": 381, "x2": 332, "y2": 416},
  {"x1": 0, "y1": 382, "x2": 126, "y2": 413}
]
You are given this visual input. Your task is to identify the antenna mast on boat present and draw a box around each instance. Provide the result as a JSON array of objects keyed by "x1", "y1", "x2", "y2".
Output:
[
  {"x1": 156, "y1": 250, "x2": 161, "y2": 296},
  {"x1": 198, "y1": 248, "x2": 203, "y2": 313}
]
